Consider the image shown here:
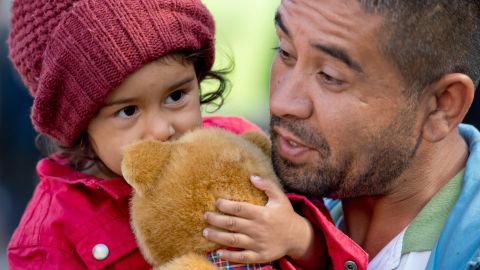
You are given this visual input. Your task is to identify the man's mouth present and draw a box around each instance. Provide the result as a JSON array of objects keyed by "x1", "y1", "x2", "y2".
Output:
[{"x1": 273, "y1": 126, "x2": 314, "y2": 162}]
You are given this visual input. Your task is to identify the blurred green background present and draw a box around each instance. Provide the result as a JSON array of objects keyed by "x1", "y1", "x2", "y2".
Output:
[{"x1": 201, "y1": 0, "x2": 280, "y2": 129}]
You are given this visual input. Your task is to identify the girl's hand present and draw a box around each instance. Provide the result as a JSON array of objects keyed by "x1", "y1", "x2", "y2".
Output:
[{"x1": 202, "y1": 176, "x2": 318, "y2": 265}]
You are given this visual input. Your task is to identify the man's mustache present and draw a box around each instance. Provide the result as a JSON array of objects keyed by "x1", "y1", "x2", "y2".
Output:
[{"x1": 269, "y1": 115, "x2": 330, "y2": 156}]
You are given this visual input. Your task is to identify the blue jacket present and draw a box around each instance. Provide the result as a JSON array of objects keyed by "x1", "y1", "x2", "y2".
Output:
[{"x1": 426, "y1": 124, "x2": 480, "y2": 270}]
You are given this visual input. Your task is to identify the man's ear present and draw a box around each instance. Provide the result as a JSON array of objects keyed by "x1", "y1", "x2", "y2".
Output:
[
  {"x1": 241, "y1": 131, "x2": 272, "y2": 157},
  {"x1": 422, "y1": 73, "x2": 475, "y2": 142},
  {"x1": 121, "y1": 140, "x2": 171, "y2": 196}
]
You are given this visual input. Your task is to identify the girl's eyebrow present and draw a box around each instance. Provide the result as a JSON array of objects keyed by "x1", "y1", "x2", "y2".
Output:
[
  {"x1": 103, "y1": 97, "x2": 136, "y2": 107},
  {"x1": 103, "y1": 76, "x2": 196, "y2": 107},
  {"x1": 165, "y1": 75, "x2": 195, "y2": 91}
]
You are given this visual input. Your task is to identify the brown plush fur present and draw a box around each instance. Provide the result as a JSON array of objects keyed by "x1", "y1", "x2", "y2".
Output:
[
  {"x1": 159, "y1": 253, "x2": 218, "y2": 270},
  {"x1": 122, "y1": 127, "x2": 281, "y2": 269}
]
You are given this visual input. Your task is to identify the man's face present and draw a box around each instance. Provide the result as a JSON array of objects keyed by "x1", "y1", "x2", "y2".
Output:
[{"x1": 270, "y1": 0, "x2": 423, "y2": 198}]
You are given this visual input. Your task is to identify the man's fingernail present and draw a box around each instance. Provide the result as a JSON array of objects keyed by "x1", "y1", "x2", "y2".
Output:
[{"x1": 203, "y1": 229, "x2": 208, "y2": 237}]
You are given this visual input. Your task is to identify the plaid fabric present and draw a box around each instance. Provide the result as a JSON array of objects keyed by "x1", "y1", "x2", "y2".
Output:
[{"x1": 207, "y1": 251, "x2": 275, "y2": 270}]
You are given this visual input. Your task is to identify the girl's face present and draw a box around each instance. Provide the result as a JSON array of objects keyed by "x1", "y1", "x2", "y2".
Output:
[{"x1": 86, "y1": 57, "x2": 202, "y2": 178}]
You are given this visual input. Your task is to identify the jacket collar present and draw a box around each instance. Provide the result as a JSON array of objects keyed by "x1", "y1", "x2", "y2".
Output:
[
  {"x1": 37, "y1": 157, "x2": 132, "y2": 199},
  {"x1": 426, "y1": 124, "x2": 480, "y2": 269}
]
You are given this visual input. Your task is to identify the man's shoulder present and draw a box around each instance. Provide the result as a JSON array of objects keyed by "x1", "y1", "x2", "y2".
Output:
[{"x1": 427, "y1": 126, "x2": 480, "y2": 269}]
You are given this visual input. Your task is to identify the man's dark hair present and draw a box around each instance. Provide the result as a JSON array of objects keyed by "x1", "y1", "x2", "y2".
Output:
[{"x1": 359, "y1": 1, "x2": 480, "y2": 97}]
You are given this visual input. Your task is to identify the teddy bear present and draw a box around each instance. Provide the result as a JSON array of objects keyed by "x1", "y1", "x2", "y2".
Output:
[{"x1": 121, "y1": 127, "x2": 281, "y2": 269}]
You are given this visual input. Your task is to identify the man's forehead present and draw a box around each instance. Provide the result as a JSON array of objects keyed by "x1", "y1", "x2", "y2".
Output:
[
  {"x1": 276, "y1": 0, "x2": 380, "y2": 33},
  {"x1": 275, "y1": 0, "x2": 387, "y2": 74}
]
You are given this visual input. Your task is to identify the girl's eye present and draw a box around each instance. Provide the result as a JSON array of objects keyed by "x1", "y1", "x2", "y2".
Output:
[
  {"x1": 116, "y1": 105, "x2": 138, "y2": 118},
  {"x1": 165, "y1": 90, "x2": 185, "y2": 104},
  {"x1": 319, "y1": 71, "x2": 344, "y2": 86}
]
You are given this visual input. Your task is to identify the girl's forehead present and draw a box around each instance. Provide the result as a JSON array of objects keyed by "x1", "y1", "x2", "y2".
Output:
[{"x1": 106, "y1": 60, "x2": 197, "y2": 101}]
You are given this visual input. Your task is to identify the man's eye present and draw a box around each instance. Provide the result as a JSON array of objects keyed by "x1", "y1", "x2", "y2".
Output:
[
  {"x1": 116, "y1": 105, "x2": 138, "y2": 118},
  {"x1": 319, "y1": 71, "x2": 344, "y2": 86},
  {"x1": 273, "y1": 46, "x2": 291, "y2": 60},
  {"x1": 165, "y1": 90, "x2": 185, "y2": 104}
]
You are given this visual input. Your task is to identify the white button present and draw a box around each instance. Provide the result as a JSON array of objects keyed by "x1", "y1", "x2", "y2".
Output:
[
  {"x1": 344, "y1": 260, "x2": 357, "y2": 270},
  {"x1": 92, "y1": 243, "x2": 109, "y2": 260}
]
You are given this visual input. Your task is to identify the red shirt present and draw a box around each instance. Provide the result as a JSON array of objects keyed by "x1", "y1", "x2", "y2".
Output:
[{"x1": 8, "y1": 115, "x2": 367, "y2": 270}]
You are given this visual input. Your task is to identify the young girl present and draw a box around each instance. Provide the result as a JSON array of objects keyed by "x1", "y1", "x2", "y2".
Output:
[{"x1": 6, "y1": 0, "x2": 331, "y2": 269}]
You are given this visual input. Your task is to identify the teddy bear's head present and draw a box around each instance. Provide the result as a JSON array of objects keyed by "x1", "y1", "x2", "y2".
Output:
[{"x1": 121, "y1": 128, "x2": 280, "y2": 267}]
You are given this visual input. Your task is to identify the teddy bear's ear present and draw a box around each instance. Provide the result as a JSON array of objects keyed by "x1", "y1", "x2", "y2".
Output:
[
  {"x1": 121, "y1": 140, "x2": 172, "y2": 196},
  {"x1": 241, "y1": 131, "x2": 272, "y2": 157}
]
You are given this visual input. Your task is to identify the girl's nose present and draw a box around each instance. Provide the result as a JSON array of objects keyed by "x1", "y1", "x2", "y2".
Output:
[{"x1": 142, "y1": 118, "x2": 175, "y2": 141}]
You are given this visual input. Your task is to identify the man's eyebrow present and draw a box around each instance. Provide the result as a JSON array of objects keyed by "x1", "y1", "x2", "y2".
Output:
[
  {"x1": 312, "y1": 43, "x2": 364, "y2": 73},
  {"x1": 274, "y1": 11, "x2": 289, "y2": 36}
]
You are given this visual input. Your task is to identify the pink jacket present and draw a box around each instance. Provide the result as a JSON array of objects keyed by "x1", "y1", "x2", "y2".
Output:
[{"x1": 8, "y1": 115, "x2": 367, "y2": 270}]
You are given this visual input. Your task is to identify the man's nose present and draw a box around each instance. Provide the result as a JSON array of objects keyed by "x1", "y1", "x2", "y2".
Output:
[
  {"x1": 142, "y1": 116, "x2": 175, "y2": 141},
  {"x1": 269, "y1": 69, "x2": 313, "y2": 119}
]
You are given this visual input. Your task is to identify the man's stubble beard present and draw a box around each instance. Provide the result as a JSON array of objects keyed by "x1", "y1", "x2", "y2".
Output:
[{"x1": 270, "y1": 112, "x2": 421, "y2": 198}]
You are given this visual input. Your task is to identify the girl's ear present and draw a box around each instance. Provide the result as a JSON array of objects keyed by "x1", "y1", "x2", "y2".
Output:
[
  {"x1": 241, "y1": 131, "x2": 272, "y2": 157},
  {"x1": 121, "y1": 140, "x2": 171, "y2": 196}
]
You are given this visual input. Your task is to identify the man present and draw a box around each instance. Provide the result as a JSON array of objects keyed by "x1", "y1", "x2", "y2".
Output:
[
  {"x1": 269, "y1": 0, "x2": 480, "y2": 269},
  {"x1": 204, "y1": 0, "x2": 478, "y2": 268}
]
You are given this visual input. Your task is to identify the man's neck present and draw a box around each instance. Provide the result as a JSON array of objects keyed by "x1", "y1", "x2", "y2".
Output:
[{"x1": 341, "y1": 130, "x2": 469, "y2": 259}]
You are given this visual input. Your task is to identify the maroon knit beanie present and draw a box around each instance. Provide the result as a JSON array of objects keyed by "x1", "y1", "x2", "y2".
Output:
[{"x1": 8, "y1": 0, "x2": 215, "y2": 147}]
